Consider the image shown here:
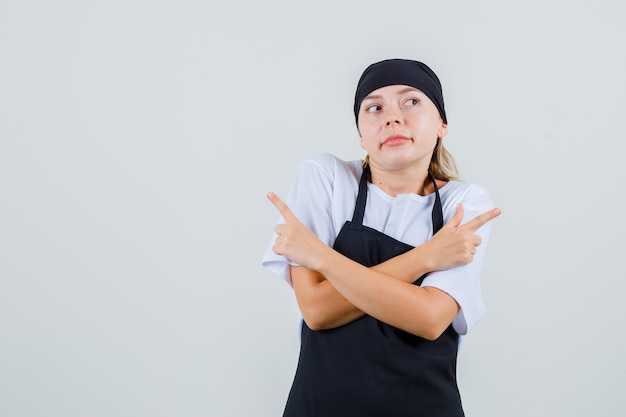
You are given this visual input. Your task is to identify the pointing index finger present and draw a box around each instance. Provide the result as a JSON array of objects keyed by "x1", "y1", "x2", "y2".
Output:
[
  {"x1": 462, "y1": 208, "x2": 502, "y2": 232},
  {"x1": 267, "y1": 192, "x2": 296, "y2": 221}
]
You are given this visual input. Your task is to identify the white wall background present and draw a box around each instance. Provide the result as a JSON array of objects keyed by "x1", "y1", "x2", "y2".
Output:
[{"x1": 1, "y1": 1, "x2": 624, "y2": 416}]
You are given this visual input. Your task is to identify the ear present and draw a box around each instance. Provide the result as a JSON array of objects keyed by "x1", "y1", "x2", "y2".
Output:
[
  {"x1": 357, "y1": 127, "x2": 364, "y2": 147},
  {"x1": 438, "y1": 122, "x2": 448, "y2": 139}
]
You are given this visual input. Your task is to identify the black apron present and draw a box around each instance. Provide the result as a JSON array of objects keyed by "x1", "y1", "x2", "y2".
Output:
[{"x1": 283, "y1": 166, "x2": 464, "y2": 417}]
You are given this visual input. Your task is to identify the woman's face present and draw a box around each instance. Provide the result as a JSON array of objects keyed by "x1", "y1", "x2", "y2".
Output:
[{"x1": 357, "y1": 84, "x2": 447, "y2": 172}]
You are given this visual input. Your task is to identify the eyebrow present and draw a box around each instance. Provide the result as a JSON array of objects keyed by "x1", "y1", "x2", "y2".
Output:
[{"x1": 362, "y1": 87, "x2": 420, "y2": 102}]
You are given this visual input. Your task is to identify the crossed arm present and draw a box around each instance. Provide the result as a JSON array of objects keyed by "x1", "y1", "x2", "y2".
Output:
[{"x1": 267, "y1": 192, "x2": 501, "y2": 340}]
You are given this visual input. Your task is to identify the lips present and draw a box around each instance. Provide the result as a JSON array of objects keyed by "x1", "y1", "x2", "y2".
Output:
[{"x1": 383, "y1": 134, "x2": 411, "y2": 146}]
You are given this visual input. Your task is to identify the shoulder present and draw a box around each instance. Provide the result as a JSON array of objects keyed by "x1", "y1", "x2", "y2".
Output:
[
  {"x1": 441, "y1": 181, "x2": 492, "y2": 204},
  {"x1": 296, "y1": 153, "x2": 362, "y2": 185},
  {"x1": 442, "y1": 180, "x2": 489, "y2": 195},
  {"x1": 299, "y1": 153, "x2": 361, "y2": 173},
  {"x1": 439, "y1": 181, "x2": 494, "y2": 220}
]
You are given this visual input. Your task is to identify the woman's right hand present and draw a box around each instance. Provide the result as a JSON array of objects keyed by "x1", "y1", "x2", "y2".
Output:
[{"x1": 424, "y1": 204, "x2": 501, "y2": 271}]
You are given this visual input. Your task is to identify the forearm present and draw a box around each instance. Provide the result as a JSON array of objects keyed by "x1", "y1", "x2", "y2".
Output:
[
  {"x1": 371, "y1": 244, "x2": 433, "y2": 282},
  {"x1": 293, "y1": 244, "x2": 436, "y2": 331},
  {"x1": 292, "y1": 265, "x2": 366, "y2": 330},
  {"x1": 313, "y1": 247, "x2": 458, "y2": 340}
]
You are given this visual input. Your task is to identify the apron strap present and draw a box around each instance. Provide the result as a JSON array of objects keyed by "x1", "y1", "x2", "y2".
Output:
[
  {"x1": 429, "y1": 171, "x2": 444, "y2": 234},
  {"x1": 349, "y1": 165, "x2": 369, "y2": 231}
]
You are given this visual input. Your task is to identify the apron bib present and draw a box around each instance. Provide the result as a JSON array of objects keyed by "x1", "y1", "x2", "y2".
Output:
[{"x1": 283, "y1": 166, "x2": 464, "y2": 417}]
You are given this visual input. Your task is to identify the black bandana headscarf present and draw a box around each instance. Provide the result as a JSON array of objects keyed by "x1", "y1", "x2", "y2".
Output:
[{"x1": 353, "y1": 59, "x2": 447, "y2": 125}]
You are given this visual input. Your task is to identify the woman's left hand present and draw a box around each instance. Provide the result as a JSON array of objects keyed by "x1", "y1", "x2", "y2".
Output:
[{"x1": 267, "y1": 192, "x2": 328, "y2": 271}]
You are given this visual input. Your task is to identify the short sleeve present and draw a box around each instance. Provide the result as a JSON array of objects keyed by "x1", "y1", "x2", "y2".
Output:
[
  {"x1": 421, "y1": 184, "x2": 495, "y2": 335},
  {"x1": 261, "y1": 154, "x2": 339, "y2": 286}
]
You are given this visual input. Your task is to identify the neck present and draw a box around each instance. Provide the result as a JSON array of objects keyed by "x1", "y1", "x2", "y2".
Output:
[{"x1": 368, "y1": 163, "x2": 433, "y2": 196}]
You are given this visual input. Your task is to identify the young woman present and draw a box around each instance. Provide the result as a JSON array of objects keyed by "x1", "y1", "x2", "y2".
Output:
[{"x1": 262, "y1": 58, "x2": 501, "y2": 417}]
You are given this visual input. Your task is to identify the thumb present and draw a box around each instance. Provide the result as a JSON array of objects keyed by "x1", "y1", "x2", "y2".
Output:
[{"x1": 445, "y1": 203, "x2": 464, "y2": 228}]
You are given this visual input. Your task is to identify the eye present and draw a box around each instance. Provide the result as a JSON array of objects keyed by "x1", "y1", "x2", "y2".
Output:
[
  {"x1": 405, "y1": 98, "x2": 419, "y2": 106},
  {"x1": 365, "y1": 104, "x2": 382, "y2": 113}
]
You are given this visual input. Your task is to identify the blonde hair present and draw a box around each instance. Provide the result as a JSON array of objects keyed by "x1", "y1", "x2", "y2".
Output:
[
  {"x1": 429, "y1": 137, "x2": 460, "y2": 181},
  {"x1": 362, "y1": 137, "x2": 460, "y2": 182}
]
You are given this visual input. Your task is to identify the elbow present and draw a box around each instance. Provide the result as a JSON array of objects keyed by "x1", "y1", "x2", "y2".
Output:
[
  {"x1": 300, "y1": 307, "x2": 334, "y2": 331},
  {"x1": 397, "y1": 319, "x2": 447, "y2": 341},
  {"x1": 417, "y1": 313, "x2": 453, "y2": 341},
  {"x1": 302, "y1": 316, "x2": 333, "y2": 331},
  {"x1": 300, "y1": 305, "x2": 331, "y2": 331},
  {"x1": 412, "y1": 288, "x2": 460, "y2": 341},
  {"x1": 421, "y1": 325, "x2": 447, "y2": 342},
  {"x1": 304, "y1": 318, "x2": 326, "y2": 331},
  {"x1": 300, "y1": 303, "x2": 353, "y2": 331}
]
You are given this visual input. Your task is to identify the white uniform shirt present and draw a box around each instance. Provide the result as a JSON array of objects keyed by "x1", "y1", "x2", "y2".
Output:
[{"x1": 262, "y1": 153, "x2": 495, "y2": 335}]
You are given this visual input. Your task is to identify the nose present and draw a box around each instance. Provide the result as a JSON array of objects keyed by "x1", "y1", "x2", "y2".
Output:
[{"x1": 386, "y1": 107, "x2": 401, "y2": 126}]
